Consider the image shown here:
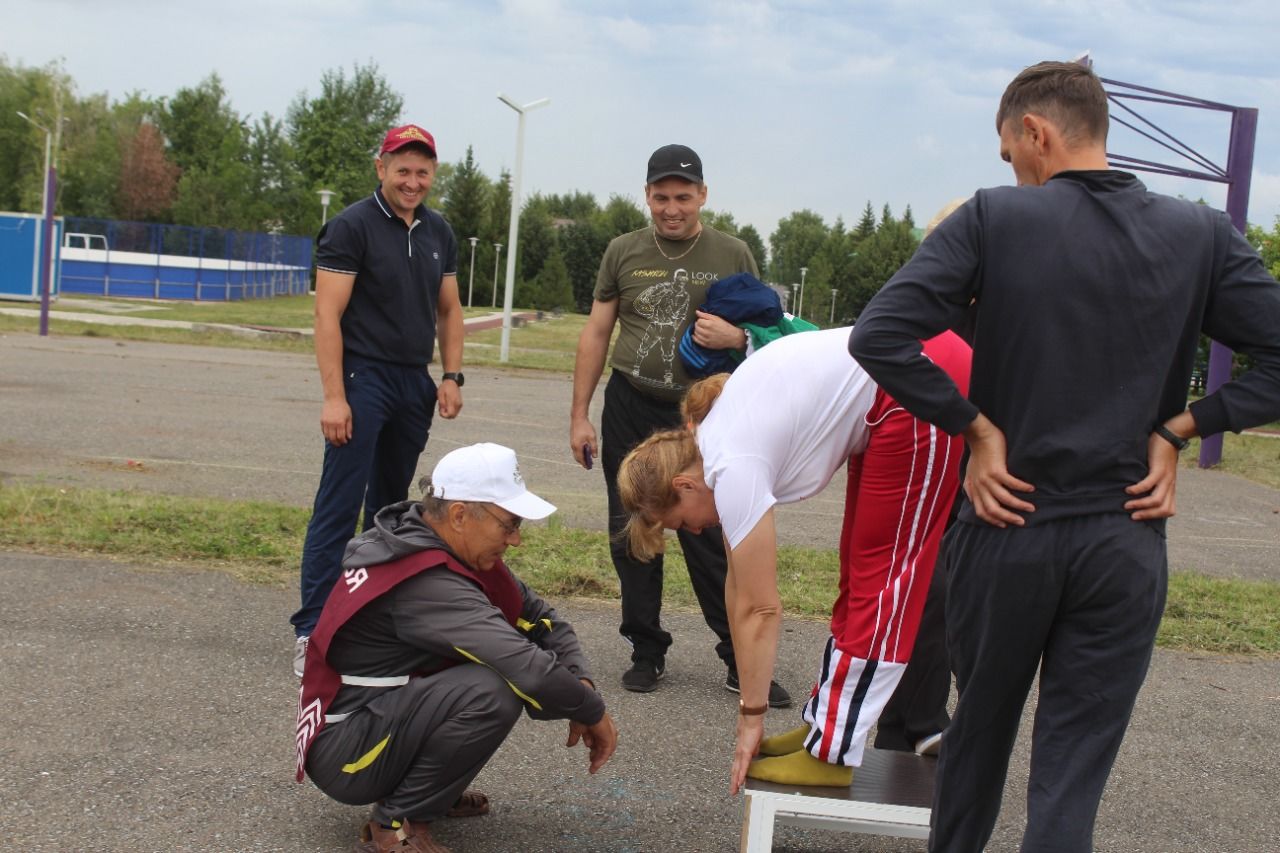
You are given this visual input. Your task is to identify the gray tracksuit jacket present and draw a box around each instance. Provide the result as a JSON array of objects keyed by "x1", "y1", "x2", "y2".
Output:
[{"x1": 326, "y1": 501, "x2": 605, "y2": 725}]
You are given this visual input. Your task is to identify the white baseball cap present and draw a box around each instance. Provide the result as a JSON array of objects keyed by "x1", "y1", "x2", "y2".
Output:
[{"x1": 428, "y1": 443, "x2": 556, "y2": 520}]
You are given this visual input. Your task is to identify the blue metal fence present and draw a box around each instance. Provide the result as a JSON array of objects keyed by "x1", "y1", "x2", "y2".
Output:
[
  {"x1": 0, "y1": 212, "x2": 64, "y2": 300},
  {"x1": 59, "y1": 217, "x2": 313, "y2": 301}
]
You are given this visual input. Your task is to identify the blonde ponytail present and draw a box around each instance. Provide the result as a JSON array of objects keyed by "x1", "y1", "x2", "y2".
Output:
[
  {"x1": 680, "y1": 372, "x2": 730, "y2": 427},
  {"x1": 617, "y1": 429, "x2": 702, "y2": 561}
]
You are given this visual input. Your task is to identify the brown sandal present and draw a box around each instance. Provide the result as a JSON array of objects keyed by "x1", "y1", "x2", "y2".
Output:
[
  {"x1": 445, "y1": 789, "x2": 490, "y2": 818},
  {"x1": 355, "y1": 819, "x2": 451, "y2": 853}
]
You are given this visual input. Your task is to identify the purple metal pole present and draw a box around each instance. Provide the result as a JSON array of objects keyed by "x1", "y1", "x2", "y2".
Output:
[
  {"x1": 1198, "y1": 107, "x2": 1258, "y2": 468},
  {"x1": 38, "y1": 165, "x2": 56, "y2": 336}
]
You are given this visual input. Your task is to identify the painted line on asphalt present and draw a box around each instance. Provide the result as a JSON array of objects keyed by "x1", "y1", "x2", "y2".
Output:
[{"x1": 89, "y1": 455, "x2": 316, "y2": 476}]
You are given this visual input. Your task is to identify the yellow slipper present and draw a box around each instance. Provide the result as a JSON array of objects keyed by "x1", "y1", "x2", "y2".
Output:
[
  {"x1": 758, "y1": 725, "x2": 811, "y2": 757},
  {"x1": 746, "y1": 748, "x2": 853, "y2": 788}
]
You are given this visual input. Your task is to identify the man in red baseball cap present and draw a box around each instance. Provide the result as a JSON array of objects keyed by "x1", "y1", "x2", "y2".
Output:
[
  {"x1": 380, "y1": 124, "x2": 437, "y2": 156},
  {"x1": 375, "y1": 124, "x2": 440, "y2": 219},
  {"x1": 291, "y1": 123, "x2": 466, "y2": 674}
]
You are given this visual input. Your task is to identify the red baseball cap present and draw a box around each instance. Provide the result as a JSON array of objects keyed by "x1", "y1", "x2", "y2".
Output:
[{"x1": 380, "y1": 124, "x2": 437, "y2": 157}]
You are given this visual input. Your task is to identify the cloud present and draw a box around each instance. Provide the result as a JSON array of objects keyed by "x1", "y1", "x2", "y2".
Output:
[
  {"x1": 598, "y1": 16, "x2": 654, "y2": 54},
  {"x1": 6, "y1": 0, "x2": 1280, "y2": 236},
  {"x1": 1249, "y1": 171, "x2": 1280, "y2": 228}
]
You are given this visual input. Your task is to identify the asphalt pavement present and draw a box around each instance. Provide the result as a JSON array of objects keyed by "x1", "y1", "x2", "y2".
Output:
[
  {"x1": 1, "y1": 330, "x2": 1279, "y2": 852},
  {"x1": 2, "y1": 552, "x2": 1277, "y2": 853}
]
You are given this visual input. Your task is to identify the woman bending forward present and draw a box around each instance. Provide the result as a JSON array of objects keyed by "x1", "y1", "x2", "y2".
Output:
[{"x1": 617, "y1": 326, "x2": 970, "y2": 793}]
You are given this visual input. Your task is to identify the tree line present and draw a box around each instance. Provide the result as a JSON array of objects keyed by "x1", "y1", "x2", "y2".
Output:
[
  {"x1": 1, "y1": 58, "x2": 401, "y2": 238},
  {"x1": 0, "y1": 57, "x2": 934, "y2": 321},
  {"x1": 438, "y1": 171, "x2": 923, "y2": 321},
  {"x1": 13, "y1": 56, "x2": 1274, "y2": 322}
]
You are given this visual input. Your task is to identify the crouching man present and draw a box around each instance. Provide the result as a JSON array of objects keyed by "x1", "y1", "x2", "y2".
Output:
[{"x1": 296, "y1": 442, "x2": 618, "y2": 853}]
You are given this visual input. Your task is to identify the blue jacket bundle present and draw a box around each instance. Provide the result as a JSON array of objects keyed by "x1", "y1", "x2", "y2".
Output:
[{"x1": 678, "y1": 273, "x2": 783, "y2": 378}]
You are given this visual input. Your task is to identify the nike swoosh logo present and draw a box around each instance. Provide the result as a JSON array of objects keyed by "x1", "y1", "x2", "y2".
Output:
[{"x1": 680, "y1": 162, "x2": 692, "y2": 167}]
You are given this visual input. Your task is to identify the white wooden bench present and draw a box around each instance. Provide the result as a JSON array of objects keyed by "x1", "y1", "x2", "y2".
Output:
[{"x1": 739, "y1": 748, "x2": 935, "y2": 851}]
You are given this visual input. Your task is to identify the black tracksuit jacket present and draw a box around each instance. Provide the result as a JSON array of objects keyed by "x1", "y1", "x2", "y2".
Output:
[{"x1": 849, "y1": 170, "x2": 1280, "y2": 524}]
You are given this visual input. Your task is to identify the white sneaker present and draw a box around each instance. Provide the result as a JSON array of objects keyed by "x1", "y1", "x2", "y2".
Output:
[
  {"x1": 914, "y1": 732, "x2": 943, "y2": 756},
  {"x1": 293, "y1": 636, "x2": 309, "y2": 678}
]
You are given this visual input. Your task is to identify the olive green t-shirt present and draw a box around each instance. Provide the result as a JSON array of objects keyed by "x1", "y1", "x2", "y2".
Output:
[{"x1": 594, "y1": 225, "x2": 759, "y2": 402}]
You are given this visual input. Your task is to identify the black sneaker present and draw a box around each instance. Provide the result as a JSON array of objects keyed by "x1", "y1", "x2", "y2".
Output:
[
  {"x1": 725, "y1": 667, "x2": 792, "y2": 708},
  {"x1": 622, "y1": 658, "x2": 665, "y2": 693}
]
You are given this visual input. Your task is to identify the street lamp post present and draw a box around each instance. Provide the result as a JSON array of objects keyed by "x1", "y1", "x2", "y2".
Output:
[
  {"x1": 466, "y1": 236, "x2": 479, "y2": 307},
  {"x1": 318, "y1": 189, "x2": 334, "y2": 225},
  {"x1": 16, "y1": 111, "x2": 55, "y2": 337},
  {"x1": 797, "y1": 266, "x2": 809, "y2": 319},
  {"x1": 830, "y1": 288, "x2": 837, "y2": 325},
  {"x1": 497, "y1": 93, "x2": 550, "y2": 362},
  {"x1": 491, "y1": 243, "x2": 503, "y2": 308}
]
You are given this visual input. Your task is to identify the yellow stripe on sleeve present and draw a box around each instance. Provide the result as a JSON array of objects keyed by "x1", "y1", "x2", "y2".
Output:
[{"x1": 452, "y1": 646, "x2": 544, "y2": 711}]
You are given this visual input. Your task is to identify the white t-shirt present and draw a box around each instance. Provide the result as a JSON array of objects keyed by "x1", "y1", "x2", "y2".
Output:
[{"x1": 698, "y1": 327, "x2": 877, "y2": 549}]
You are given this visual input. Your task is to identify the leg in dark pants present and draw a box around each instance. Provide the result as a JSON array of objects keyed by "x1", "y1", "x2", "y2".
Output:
[
  {"x1": 307, "y1": 666, "x2": 523, "y2": 822},
  {"x1": 673, "y1": 526, "x2": 733, "y2": 666},
  {"x1": 363, "y1": 369, "x2": 435, "y2": 531},
  {"x1": 873, "y1": 553, "x2": 951, "y2": 751},
  {"x1": 600, "y1": 371, "x2": 733, "y2": 666},
  {"x1": 928, "y1": 516, "x2": 1167, "y2": 853},
  {"x1": 929, "y1": 521, "x2": 1065, "y2": 852},
  {"x1": 292, "y1": 357, "x2": 435, "y2": 637},
  {"x1": 1021, "y1": 516, "x2": 1166, "y2": 852}
]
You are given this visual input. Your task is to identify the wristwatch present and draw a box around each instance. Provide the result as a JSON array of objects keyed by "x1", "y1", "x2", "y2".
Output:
[
  {"x1": 441, "y1": 371, "x2": 465, "y2": 388},
  {"x1": 1154, "y1": 424, "x2": 1189, "y2": 451}
]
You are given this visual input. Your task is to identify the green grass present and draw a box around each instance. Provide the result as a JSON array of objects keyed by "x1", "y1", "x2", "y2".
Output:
[
  {"x1": 0, "y1": 482, "x2": 308, "y2": 585},
  {"x1": 462, "y1": 313, "x2": 610, "y2": 372},
  {"x1": 46, "y1": 294, "x2": 497, "y2": 327},
  {"x1": 1182, "y1": 434, "x2": 1280, "y2": 490},
  {"x1": 1157, "y1": 571, "x2": 1280, "y2": 655},
  {"x1": 0, "y1": 313, "x2": 317, "y2": 354},
  {"x1": 521, "y1": 515, "x2": 839, "y2": 616},
  {"x1": 2, "y1": 482, "x2": 1276, "y2": 657},
  {"x1": 56, "y1": 293, "x2": 322, "y2": 327}
]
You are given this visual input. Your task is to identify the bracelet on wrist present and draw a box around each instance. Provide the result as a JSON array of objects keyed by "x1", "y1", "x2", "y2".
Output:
[
  {"x1": 738, "y1": 699, "x2": 768, "y2": 716},
  {"x1": 1154, "y1": 424, "x2": 1190, "y2": 452}
]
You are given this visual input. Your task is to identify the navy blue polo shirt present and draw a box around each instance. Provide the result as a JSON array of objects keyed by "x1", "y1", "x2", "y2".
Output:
[{"x1": 314, "y1": 187, "x2": 458, "y2": 367}]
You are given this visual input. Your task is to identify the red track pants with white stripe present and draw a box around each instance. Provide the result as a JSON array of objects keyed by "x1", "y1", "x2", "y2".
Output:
[{"x1": 801, "y1": 336, "x2": 968, "y2": 767}]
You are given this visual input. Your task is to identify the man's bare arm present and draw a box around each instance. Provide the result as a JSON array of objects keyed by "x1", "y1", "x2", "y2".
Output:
[
  {"x1": 314, "y1": 269, "x2": 356, "y2": 445},
  {"x1": 434, "y1": 273, "x2": 464, "y2": 419},
  {"x1": 569, "y1": 298, "x2": 620, "y2": 468}
]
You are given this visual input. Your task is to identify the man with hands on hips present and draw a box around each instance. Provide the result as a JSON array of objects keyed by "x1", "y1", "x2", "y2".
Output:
[{"x1": 849, "y1": 61, "x2": 1280, "y2": 852}]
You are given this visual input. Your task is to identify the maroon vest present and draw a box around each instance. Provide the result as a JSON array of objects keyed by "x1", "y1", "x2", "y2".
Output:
[{"x1": 294, "y1": 548, "x2": 523, "y2": 781}]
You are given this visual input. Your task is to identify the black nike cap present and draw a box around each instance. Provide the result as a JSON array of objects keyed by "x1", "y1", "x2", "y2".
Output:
[{"x1": 646, "y1": 144, "x2": 704, "y2": 184}]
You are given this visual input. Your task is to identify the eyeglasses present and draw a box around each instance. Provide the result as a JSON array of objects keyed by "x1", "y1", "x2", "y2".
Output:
[{"x1": 478, "y1": 503, "x2": 522, "y2": 536}]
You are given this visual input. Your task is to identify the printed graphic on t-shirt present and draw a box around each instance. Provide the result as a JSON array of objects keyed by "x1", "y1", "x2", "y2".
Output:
[{"x1": 631, "y1": 268, "x2": 692, "y2": 388}]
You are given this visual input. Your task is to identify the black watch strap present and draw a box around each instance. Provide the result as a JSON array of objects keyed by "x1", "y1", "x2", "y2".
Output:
[
  {"x1": 1154, "y1": 424, "x2": 1189, "y2": 451},
  {"x1": 441, "y1": 371, "x2": 464, "y2": 387}
]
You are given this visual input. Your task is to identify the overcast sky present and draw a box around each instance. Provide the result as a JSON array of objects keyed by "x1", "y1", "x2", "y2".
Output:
[{"x1": 7, "y1": 0, "x2": 1280, "y2": 240}]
